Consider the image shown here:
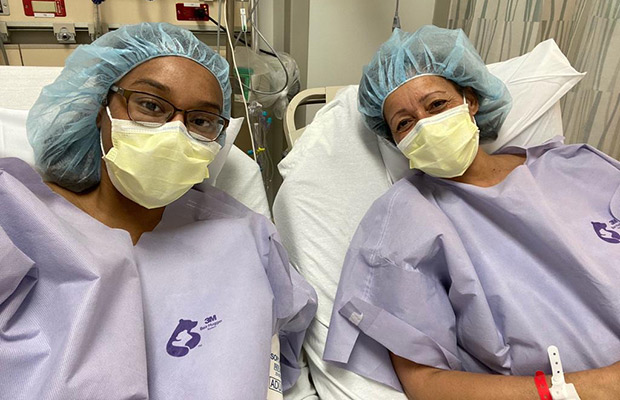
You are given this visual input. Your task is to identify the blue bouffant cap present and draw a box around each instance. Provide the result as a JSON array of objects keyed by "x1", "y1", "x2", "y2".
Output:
[
  {"x1": 358, "y1": 25, "x2": 512, "y2": 142},
  {"x1": 27, "y1": 22, "x2": 231, "y2": 192}
]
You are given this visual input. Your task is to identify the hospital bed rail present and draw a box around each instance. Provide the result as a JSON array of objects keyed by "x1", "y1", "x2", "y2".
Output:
[{"x1": 284, "y1": 86, "x2": 343, "y2": 149}]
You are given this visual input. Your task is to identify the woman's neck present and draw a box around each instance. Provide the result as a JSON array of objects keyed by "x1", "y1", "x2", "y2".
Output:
[
  {"x1": 449, "y1": 148, "x2": 526, "y2": 187},
  {"x1": 46, "y1": 168, "x2": 165, "y2": 245}
]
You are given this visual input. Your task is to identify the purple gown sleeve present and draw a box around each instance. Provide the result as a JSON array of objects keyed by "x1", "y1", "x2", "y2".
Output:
[
  {"x1": 323, "y1": 183, "x2": 463, "y2": 391},
  {"x1": 264, "y1": 226, "x2": 318, "y2": 391}
]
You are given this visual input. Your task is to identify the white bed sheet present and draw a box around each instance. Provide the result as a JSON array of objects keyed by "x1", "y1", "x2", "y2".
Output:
[
  {"x1": 274, "y1": 40, "x2": 583, "y2": 399},
  {"x1": 0, "y1": 65, "x2": 270, "y2": 218},
  {"x1": 275, "y1": 86, "x2": 399, "y2": 399}
]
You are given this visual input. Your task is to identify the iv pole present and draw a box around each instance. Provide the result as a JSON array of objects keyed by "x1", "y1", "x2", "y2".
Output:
[
  {"x1": 250, "y1": 0, "x2": 258, "y2": 52},
  {"x1": 225, "y1": 0, "x2": 235, "y2": 66}
]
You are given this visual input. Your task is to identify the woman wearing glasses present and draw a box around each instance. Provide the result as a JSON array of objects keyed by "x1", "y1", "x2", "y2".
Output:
[{"x1": 0, "y1": 23, "x2": 316, "y2": 399}]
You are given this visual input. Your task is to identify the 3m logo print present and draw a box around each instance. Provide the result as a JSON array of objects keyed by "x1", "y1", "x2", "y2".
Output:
[
  {"x1": 591, "y1": 221, "x2": 620, "y2": 244},
  {"x1": 166, "y1": 319, "x2": 201, "y2": 357}
]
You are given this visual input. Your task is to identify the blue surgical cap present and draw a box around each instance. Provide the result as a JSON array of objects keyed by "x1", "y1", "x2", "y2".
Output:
[
  {"x1": 27, "y1": 22, "x2": 232, "y2": 192},
  {"x1": 358, "y1": 25, "x2": 512, "y2": 142}
]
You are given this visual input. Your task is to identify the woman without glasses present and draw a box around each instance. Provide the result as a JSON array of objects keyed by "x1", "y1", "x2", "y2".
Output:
[{"x1": 325, "y1": 25, "x2": 620, "y2": 399}]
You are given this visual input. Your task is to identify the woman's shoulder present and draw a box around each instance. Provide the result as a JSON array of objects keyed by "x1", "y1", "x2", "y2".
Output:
[
  {"x1": 554, "y1": 142, "x2": 620, "y2": 165},
  {"x1": 172, "y1": 183, "x2": 276, "y2": 234},
  {"x1": 0, "y1": 158, "x2": 52, "y2": 200},
  {"x1": 353, "y1": 177, "x2": 448, "y2": 258},
  {"x1": 190, "y1": 183, "x2": 256, "y2": 216},
  {"x1": 525, "y1": 139, "x2": 619, "y2": 167},
  {"x1": 365, "y1": 175, "x2": 441, "y2": 222},
  {"x1": 0, "y1": 157, "x2": 41, "y2": 183}
]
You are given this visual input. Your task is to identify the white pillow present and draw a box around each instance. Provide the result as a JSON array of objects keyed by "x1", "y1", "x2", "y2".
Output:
[
  {"x1": 0, "y1": 106, "x2": 243, "y2": 184},
  {"x1": 379, "y1": 39, "x2": 584, "y2": 183},
  {"x1": 0, "y1": 108, "x2": 35, "y2": 166},
  {"x1": 0, "y1": 66, "x2": 64, "y2": 110}
]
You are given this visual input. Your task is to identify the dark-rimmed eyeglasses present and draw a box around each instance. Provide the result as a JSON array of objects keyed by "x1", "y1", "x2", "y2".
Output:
[{"x1": 109, "y1": 85, "x2": 229, "y2": 142}]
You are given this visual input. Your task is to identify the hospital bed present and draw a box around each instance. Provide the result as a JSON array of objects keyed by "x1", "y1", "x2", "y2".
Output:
[
  {"x1": 0, "y1": 65, "x2": 271, "y2": 218},
  {"x1": 274, "y1": 39, "x2": 584, "y2": 400}
]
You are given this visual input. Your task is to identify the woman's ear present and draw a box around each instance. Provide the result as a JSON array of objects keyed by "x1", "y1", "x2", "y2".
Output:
[
  {"x1": 464, "y1": 87, "x2": 479, "y2": 116},
  {"x1": 96, "y1": 96, "x2": 110, "y2": 129},
  {"x1": 96, "y1": 108, "x2": 103, "y2": 129},
  {"x1": 96, "y1": 102, "x2": 108, "y2": 129}
]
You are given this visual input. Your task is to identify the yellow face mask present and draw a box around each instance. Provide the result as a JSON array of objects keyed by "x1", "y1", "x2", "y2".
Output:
[
  {"x1": 396, "y1": 99, "x2": 479, "y2": 178},
  {"x1": 101, "y1": 107, "x2": 221, "y2": 209}
]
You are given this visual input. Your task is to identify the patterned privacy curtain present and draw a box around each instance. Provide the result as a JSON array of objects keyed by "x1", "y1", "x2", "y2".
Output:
[{"x1": 441, "y1": 0, "x2": 620, "y2": 159}]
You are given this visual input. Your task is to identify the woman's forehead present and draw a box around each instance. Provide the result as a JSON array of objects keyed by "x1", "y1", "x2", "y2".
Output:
[
  {"x1": 384, "y1": 75, "x2": 459, "y2": 111},
  {"x1": 118, "y1": 56, "x2": 223, "y2": 108},
  {"x1": 396, "y1": 75, "x2": 457, "y2": 96},
  {"x1": 122, "y1": 56, "x2": 213, "y2": 80}
]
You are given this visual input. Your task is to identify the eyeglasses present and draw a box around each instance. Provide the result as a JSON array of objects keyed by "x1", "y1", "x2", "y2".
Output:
[{"x1": 109, "y1": 85, "x2": 229, "y2": 142}]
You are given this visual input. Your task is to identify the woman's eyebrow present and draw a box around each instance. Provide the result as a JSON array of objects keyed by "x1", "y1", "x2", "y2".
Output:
[
  {"x1": 130, "y1": 79, "x2": 221, "y2": 112},
  {"x1": 387, "y1": 90, "x2": 450, "y2": 126},
  {"x1": 131, "y1": 78, "x2": 170, "y2": 93},
  {"x1": 419, "y1": 90, "x2": 448, "y2": 102},
  {"x1": 193, "y1": 100, "x2": 222, "y2": 112}
]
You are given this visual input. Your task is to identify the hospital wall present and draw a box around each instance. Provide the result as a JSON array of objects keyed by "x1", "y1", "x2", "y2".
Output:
[
  {"x1": 279, "y1": 0, "x2": 436, "y2": 124},
  {"x1": 306, "y1": 0, "x2": 436, "y2": 88},
  {"x1": 0, "y1": 0, "x2": 245, "y2": 65},
  {"x1": 0, "y1": 1, "x2": 252, "y2": 146}
]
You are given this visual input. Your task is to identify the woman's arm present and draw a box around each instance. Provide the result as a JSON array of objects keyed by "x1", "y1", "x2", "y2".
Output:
[{"x1": 391, "y1": 352, "x2": 620, "y2": 400}]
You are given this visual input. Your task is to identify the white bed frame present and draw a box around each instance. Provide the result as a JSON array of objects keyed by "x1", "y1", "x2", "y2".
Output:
[{"x1": 284, "y1": 86, "x2": 343, "y2": 149}]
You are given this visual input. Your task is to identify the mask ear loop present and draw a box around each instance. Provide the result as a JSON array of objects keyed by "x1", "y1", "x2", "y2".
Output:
[
  {"x1": 100, "y1": 106, "x2": 113, "y2": 158},
  {"x1": 105, "y1": 106, "x2": 114, "y2": 121},
  {"x1": 100, "y1": 130, "x2": 107, "y2": 158},
  {"x1": 462, "y1": 92, "x2": 480, "y2": 130}
]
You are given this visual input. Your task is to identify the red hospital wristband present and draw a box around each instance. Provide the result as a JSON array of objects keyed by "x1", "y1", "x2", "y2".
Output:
[{"x1": 535, "y1": 371, "x2": 552, "y2": 400}]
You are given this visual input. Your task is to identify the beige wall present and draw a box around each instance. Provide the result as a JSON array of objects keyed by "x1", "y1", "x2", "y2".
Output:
[
  {"x1": 252, "y1": 1, "x2": 436, "y2": 91},
  {"x1": 306, "y1": 0, "x2": 435, "y2": 88},
  {"x1": 2, "y1": 44, "x2": 21, "y2": 65},
  {"x1": 283, "y1": 0, "x2": 435, "y2": 124},
  {"x1": 0, "y1": 0, "x2": 239, "y2": 28},
  {"x1": 0, "y1": 0, "x2": 244, "y2": 67}
]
